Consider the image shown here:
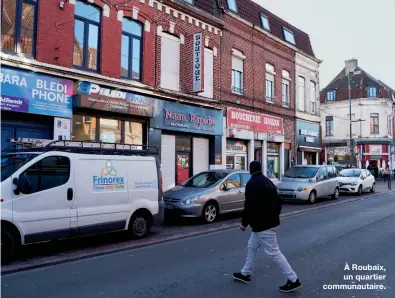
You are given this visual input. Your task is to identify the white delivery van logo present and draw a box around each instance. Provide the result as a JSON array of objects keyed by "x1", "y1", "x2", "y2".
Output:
[{"x1": 93, "y1": 160, "x2": 125, "y2": 191}]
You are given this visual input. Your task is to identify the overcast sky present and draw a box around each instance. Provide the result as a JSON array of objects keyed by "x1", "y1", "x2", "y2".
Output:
[{"x1": 255, "y1": 0, "x2": 395, "y2": 90}]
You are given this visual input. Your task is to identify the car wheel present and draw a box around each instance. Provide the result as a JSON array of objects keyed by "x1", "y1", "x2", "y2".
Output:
[
  {"x1": 308, "y1": 191, "x2": 316, "y2": 204},
  {"x1": 129, "y1": 211, "x2": 152, "y2": 239},
  {"x1": 357, "y1": 185, "x2": 362, "y2": 196},
  {"x1": 202, "y1": 202, "x2": 218, "y2": 223},
  {"x1": 332, "y1": 187, "x2": 339, "y2": 200},
  {"x1": 370, "y1": 182, "x2": 375, "y2": 193},
  {"x1": 1, "y1": 228, "x2": 16, "y2": 264}
]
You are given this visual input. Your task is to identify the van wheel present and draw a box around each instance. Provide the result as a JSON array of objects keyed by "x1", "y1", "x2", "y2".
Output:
[
  {"x1": 1, "y1": 228, "x2": 16, "y2": 264},
  {"x1": 129, "y1": 211, "x2": 152, "y2": 239},
  {"x1": 308, "y1": 191, "x2": 316, "y2": 204},
  {"x1": 202, "y1": 202, "x2": 218, "y2": 223}
]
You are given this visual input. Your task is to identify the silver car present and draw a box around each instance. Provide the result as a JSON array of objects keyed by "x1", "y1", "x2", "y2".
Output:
[
  {"x1": 277, "y1": 165, "x2": 340, "y2": 204},
  {"x1": 163, "y1": 170, "x2": 251, "y2": 223}
]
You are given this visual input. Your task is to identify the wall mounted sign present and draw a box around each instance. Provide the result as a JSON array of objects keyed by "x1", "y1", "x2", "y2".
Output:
[
  {"x1": 226, "y1": 140, "x2": 247, "y2": 153},
  {"x1": 369, "y1": 145, "x2": 382, "y2": 155},
  {"x1": 300, "y1": 129, "x2": 319, "y2": 137},
  {"x1": 192, "y1": 33, "x2": 204, "y2": 93},
  {"x1": 150, "y1": 100, "x2": 223, "y2": 136},
  {"x1": 305, "y1": 137, "x2": 315, "y2": 143},
  {"x1": 0, "y1": 67, "x2": 73, "y2": 118},
  {"x1": 296, "y1": 120, "x2": 321, "y2": 148},
  {"x1": 74, "y1": 81, "x2": 153, "y2": 117},
  {"x1": 227, "y1": 107, "x2": 283, "y2": 135},
  {"x1": 54, "y1": 117, "x2": 71, "y2": 140}
]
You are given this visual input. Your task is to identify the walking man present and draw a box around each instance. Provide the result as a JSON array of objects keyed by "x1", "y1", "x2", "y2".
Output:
[{"x1": 233, "y1": 161, "x2": 301, "y2": 293}]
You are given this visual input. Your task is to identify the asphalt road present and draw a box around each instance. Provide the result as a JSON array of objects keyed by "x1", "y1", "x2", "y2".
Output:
[{"x1": 2, "y1": 192, "x2": 394, "y2": 298}]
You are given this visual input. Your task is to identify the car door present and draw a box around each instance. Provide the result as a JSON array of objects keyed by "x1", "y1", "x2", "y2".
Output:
[
  {"x1": 325, "y1": 166, "x2": 338, "y2": 195},
  {"x1": 363, "y1": 170, "x2": 374, "y2": 190},
  {"x1": 217, "y1": 173, "x2": 243, "y2": 212},
  {"x1": 12, "y1": 153, "x2": 76, "y2": 244},
  {"x1": 315, "y1": 167, "x2": 328, "y2": 198}
]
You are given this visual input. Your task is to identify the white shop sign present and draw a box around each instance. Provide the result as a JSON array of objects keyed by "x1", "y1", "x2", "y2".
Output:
[{"x1": 192, "y1": 33, "x2": 203, "y2": 93}]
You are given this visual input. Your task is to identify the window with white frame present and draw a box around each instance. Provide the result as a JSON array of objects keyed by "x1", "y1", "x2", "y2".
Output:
[
  {"x1": 227, "y1": 0, "x2": 237, "y2": 13},
  {"x1": 368, "y1": 86, "x2": 377, "y2": 98},
  {"x1": 325, "y1": 116, "x2": 334, "y2": 136},
  {"x1": 370, "y1": 113, "x2": 379, "y2": 134},
  {"x1": 283, "y1": 27, "x2": 295, "y2": 45},
  {"x1": 388, "y1": 116, "x2": 393, "y2": 136},
  {"x1": 160, "y1": 33, "x2": 180, "y2": 91},
  {"x1": 282, "y1": 70, "x2": 290, "y2": 107},
  {"x1": 199, "y1": 48, "x2": 214, "y2": 98},
  {"x1": 310, "y1": 81, "x2": 317, "y2": 113},
  {"x1": 266, "y1": 63, "x2": 275, "y2": 103},
  {"x1": 297, "y1": 76, "x2": 305, "y2": 111},
  {"x1": 260, "y1": 13, "x2": 270, "y2": 31},
  {"x1": 326, "y1": 90, "x2": 336, "y2": 101},
  {"x1": 231, "y1": 49, "x2": 244, "y2": 94}
]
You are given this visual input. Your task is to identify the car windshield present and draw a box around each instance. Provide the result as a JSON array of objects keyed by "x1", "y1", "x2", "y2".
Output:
[
  {"x1": 339, "y1": 169, "x2": 361, "y2": 177},
  {"x1": 1, "y1": 153, "x2": 38, "y2": 182},
  {"x1": 181, "y1": 171, "x2": 228, "y2": 188},
  {"x1": 283, "y1": 167, "x2": 319, "y2": 179}
]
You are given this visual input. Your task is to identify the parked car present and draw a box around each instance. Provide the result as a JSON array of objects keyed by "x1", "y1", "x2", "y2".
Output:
[
  {"x1": 277, "y1": 165, "x2": 340, "y2": 204},
  {"x1": 338, "y1": 168, "x2": 375, "y2": 195},
  {"x1": 1, "y1": 140, "x2": 164, "y2": 263},
  {"x1": 163, "y1": 170, "x2": 251, "y2": 223}
]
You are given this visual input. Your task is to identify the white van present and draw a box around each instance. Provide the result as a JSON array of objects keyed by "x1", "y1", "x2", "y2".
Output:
[{"x1": 1, "y1": 139, "x2": 164, "y2": 263}]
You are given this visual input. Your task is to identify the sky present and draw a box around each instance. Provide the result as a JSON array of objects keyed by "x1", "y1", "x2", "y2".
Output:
[{"x1": 255, "y1": 0, "x2": 395, "y2": 90}]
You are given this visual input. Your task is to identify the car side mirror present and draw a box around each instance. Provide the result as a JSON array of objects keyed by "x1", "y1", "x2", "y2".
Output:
[
  {"x1": 13, "y1": 177, "x2": 20, "y2": 195},
  {"x1": 15, "y1": 176, "x2": 31, "y2": 195},
  {"x1": 316, "y1": 175, "x2": 323, "y2": 182}
]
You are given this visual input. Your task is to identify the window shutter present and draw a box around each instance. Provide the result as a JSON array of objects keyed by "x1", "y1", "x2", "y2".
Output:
[
  {"x1": 232, "y1": 56, "x2": 243, "y2": 72},
  {"x1": 161, "y1": 34, "x2": 180, "y2": 91},
  {"x1": 200, "y1": 48, "x2": 214, "y2": 98}
]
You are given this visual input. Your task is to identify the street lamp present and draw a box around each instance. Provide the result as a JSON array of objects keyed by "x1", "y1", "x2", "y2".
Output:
[{"x1": 348, "y1": 66, "x2": 362, "y2": 164}]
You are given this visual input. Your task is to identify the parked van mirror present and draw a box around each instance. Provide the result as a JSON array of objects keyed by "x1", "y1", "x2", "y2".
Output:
[
  {"x1": 17, "y1": 176, "x2": 31, "y2": 195},
  {"x1": 13, "y1": 178, "x2": 20, "y2": 195}
]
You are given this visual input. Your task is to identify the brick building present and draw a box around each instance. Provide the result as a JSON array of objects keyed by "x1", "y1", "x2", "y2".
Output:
[
  {"x1": 1, "y1": 0, "x2": 318, "y2": 186},
  {"x1": 320, "y1": 59, "x2": 395, "y2": 172}
]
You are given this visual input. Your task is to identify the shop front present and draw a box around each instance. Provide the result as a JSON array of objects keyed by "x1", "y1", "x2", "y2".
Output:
[
  {"x1": 225, "y1": 107, "x2": 287, "y2": 180},
  {"x1": 296, "y1": 120, "x2": 321, "y2": 165},
  {"x1": 150, "y1": 100, "x2": 223, "y2": 191},
  {"x1": 73, "y1": 81, "x2": 153, "y2": 146},
  {"x1": 1, "y1": 67, "x2": 73, "y2": 150},
  {"x1": 361, "y1": 143, "x2": 391, "y2": 177}
]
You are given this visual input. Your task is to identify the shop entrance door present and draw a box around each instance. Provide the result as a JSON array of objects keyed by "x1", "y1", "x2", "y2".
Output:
[{"x1": 226, "y1": 154, "x2": 247, "y2": 170}]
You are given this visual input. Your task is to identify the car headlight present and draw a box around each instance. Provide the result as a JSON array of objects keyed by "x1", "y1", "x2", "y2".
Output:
[
  {"x1": 350, "y1": 182, "x2": 358, "y2": 186},
  {"x1": 181, "y1": 196, "x2": 199, "y2": 205},
  {"x1": 297, "y1": 187, "x2": 311, "y2": 192}
]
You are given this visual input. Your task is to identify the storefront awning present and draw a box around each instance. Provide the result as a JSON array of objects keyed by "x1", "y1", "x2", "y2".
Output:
[{"x1": 298, "y1": 146, "x2": 322, "y2": 152}]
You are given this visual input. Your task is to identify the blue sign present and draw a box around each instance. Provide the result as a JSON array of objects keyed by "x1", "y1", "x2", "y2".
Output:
[
  {"x1": 0, "y1": 67, "x2": 73, "y2": 118},
  {"x1": 296, "y1": 120, "x2": 321, "y2": 147},
  {"x1": 151, "y1": 100, "x2": 223, "y2": 136}
]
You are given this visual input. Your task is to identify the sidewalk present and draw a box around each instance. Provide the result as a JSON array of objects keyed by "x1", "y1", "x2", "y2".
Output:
[{"x1": 375, "y1": 179, "x2": 395, "y2": 193}]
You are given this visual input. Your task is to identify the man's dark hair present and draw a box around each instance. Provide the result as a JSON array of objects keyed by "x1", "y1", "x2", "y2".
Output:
[{"x1": 250, "y1": 161, "x2": 262, "y2": 174}]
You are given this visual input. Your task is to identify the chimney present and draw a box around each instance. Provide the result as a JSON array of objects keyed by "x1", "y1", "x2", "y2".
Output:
[{"x1": 345, "y1": 59, "x2": 358, "y2": 75}]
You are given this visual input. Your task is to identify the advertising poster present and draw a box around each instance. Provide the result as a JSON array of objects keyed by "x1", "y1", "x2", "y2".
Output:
[
  {"x1": 54, "y1": 117, "x2": 71, "y2": 140},
  {"x1": 0, "y1": 67, "x2": 73, "y2": 118}
]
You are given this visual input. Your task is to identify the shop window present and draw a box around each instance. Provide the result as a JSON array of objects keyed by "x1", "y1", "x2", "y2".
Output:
[
  {"x1": 1, "y1": 0, "x2": 37, "y2": 56},
  {"x1": 73, "y1": 0, "x2": 101, "y2": 71},
  {"x1": 121, "y1": 18, "x2": 143, "y2": 81},
  {"x1": 161, "y1": 33, "x2": 180, "y2": 91},
  {"x1": 267, "y1": 142, "x2": 280, "y2": 179},
  {"x1": 100, "y1": 119, "x2": 122, "y2": 143},
  {"x1": 125, "y1": 121, "x2": 143, "y2": 145},
  {"x1": 72, "y1": 115, "x2": 97, "y2": 141}
]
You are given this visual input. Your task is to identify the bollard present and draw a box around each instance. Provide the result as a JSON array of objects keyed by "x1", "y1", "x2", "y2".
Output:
[{"x1": 389, "y1": 170, "x2": 392, "y2": 190}]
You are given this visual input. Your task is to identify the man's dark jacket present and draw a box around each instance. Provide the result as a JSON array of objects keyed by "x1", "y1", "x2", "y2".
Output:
[{"x1": 241, "y1": 171, "x2": 282, "y2": 232}]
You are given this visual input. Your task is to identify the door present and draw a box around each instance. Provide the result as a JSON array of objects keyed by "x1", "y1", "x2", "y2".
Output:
[
  {"x1": 315, "y1": 167, "x2": 328, "y2": 197},
  {"x1": 362, "y1": 170, "x2": 373, "y2": 190},
  {"x1": 235, "y1": 155, "x2": 247, "y2": 170},
  {"x1": 12, "y1": 154, "x2": 75, "y2": 244},
  {"x1": 326, "y1": 166, "x2": 338, "y2": 195},
  {"x1": 217, "y1": 173, "x2": 243, "y2": 212}
]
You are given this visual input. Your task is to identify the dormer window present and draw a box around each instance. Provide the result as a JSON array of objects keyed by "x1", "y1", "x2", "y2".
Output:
[
  {"x1": 283, "y1": 27, "x2": 295, "y2": 45},
  {"x1": 182, "y1": 0, "x2": 193, "y2": 4},
  {"x1": 368, "y1": 86, "x2": 377, "y2": 98},
  {"x1": 227, "y1": 0, "x2": 238, "y2": 13},
  {"x1": 260, "y1": 14, "x2": 270, "y2": 31},
  {"x1": 326, "y1": 90, "x2": 336, "y2": 101}
]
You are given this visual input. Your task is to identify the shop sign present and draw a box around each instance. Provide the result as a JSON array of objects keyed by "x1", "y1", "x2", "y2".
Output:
[
  {"x1": 75, "y1": 81, "x2": 153, "y2": 117},
  {"x1": 226, "y1": 140, "x2": 247, "y2": 153},
  {"x1": 369, "y1": 145, "x2": 382, "y2": 155},
  {"x1": 227, "y1": 107, "x2": 283, "y2": 135},
  {"x1": 305, "y1": 137, "x2": 314, "y2": 143},
  {"x1": 192, "y1": 33, "x2": 203, "y2": 93},
  {"x1": 0, "y1": 67, "x2": 73, "y2": 118},
  {"x1": 296, "y1": 121, "x2": 320, "y2": 148},
  {"x1": 150, "y1": 100, "x2": 223, "y2": 136},
  {"x1": 54, "y1": 117, "x2": 71, "y2": 140},
  {"x1": 300, "y1": 129, "x2": 319, "y2": 137}
]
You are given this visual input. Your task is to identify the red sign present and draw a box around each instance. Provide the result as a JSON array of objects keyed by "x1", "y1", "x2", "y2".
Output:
[{"x1": 227, "y1": 108, "x2": 283, "y2": 135}]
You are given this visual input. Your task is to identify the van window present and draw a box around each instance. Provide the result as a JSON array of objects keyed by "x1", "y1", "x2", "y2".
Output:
[
  {"x1": 240, "y1": 173, "x2": 251, "y2": 187},
  {"x1": 19, "y1": 156, "x2": 71, "y2": 194},
  {"x1": 1, "y1": 153, "x2": 38, "y2": 182}
]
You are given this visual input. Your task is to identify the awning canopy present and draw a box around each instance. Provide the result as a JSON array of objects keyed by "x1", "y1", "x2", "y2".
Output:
[{"x1": 299, "y1": 146, "x2": 322, "y2": 152}]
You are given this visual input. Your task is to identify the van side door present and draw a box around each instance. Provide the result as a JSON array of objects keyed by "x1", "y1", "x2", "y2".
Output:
[{"x1": 12, "y1": 153, "x2": 75, "y2": 244}]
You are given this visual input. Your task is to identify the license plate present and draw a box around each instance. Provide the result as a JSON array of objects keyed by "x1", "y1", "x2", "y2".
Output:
[
  {"x1": 280, "y1": 191, "x2": 293, "y2": 195},
  {"x1": 165, "y1": 203, "x2": 173, "y2": 209}
]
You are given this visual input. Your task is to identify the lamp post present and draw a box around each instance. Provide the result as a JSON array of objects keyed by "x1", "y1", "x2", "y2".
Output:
[{"x1": 347, "y1": 66, "x2": 362, "y2": 165}]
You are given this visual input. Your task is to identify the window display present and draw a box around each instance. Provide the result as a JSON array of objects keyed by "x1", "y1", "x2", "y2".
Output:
[{"x1": 267, "y1": 142, "x2": 280, "y2": 179}]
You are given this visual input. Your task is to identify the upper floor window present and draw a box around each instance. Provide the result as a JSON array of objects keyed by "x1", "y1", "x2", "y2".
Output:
[
  {"x1": 370, "y1": 113, "x2": 379, "y2": 134},
  {"x1": 227, "y1": 0, "x2": 238, "y2": 13},
  {"x1": 182, "y1": 0, "x2": 193, "y2": 4},
  {"x1": 282, "y1": 70, "x2": 290, "y2": 107},
  {"x1": 1, "y1": 0, "x2": 37, "y2": 57},
  {"x1": 266, "y1": 63, "x2": 275, "y2": 103},
  {"x1": 298, "y1": 76, "x2": 305, "y2": 111},
  {"x1": 121, "y1": 18, "x2": 143, "y2": 81},
  {"x1": 73, "y1": 0, "x2": 101, "y2": 71},
  {"x1": 283, "y1": 27, "x2": 295, "y2": 45},
  {"x1": 310, "y1": 81, "x2": 317, "y2": 114},
  {"x1": 260, "y1": 14, "x2": 270, "y2": 31},
  {"x1": 326, "y1": 90, "x2": 336, "y2": 101},
  {"x1": 388, "y1": 116, "x2": 393, "y2": 136},
  {"x1": 232, "y1": 49, "x2": 244, "y2": 95},
  {"x1": 160, "y1": 33, "x2": 180, "y2": 91},
  {"x1": 325, "y1": 116, "x2": 334, "y2": 136},
  {"x1": 200, "y1": 48, "x2": 214, "y2": 98},
  {"x1": 368, "y1": 86, "x2": 377, "y2": 98}
]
